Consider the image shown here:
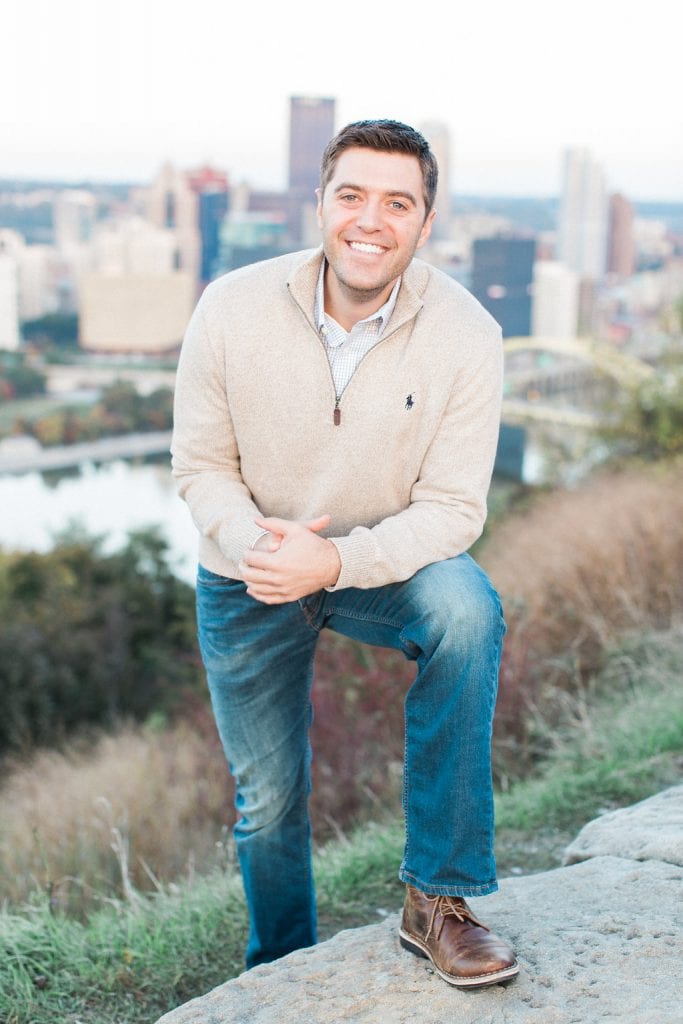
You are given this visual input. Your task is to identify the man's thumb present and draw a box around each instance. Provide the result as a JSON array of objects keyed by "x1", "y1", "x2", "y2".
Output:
[{"x1": 301, "y1": 513, "x2": 331, "y2": 534}]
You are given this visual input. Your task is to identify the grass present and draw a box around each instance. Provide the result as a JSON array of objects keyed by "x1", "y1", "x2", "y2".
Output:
[
  {"x1": 3, "y1": 459, "x2": 681, "y2": 919},
  {"x1": 480, "y1": 457, "x2": 683, "y2": 778},
  {"x1": 1, "y1": 626, "x2": 681, "y2": 1024}
]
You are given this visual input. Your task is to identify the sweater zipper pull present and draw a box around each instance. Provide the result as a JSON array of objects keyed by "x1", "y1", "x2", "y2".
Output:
[{"x1": 333, "y1": 405, "x2": 341, "y2": 426}]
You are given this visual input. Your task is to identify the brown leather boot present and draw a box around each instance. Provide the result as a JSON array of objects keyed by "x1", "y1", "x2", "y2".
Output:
[{"x1": 399, "y1": 885, "x2": 519, "y2": 988}]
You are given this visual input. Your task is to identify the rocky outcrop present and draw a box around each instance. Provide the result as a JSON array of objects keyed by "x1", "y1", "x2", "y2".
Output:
[
  {"x1": 563, "y1": 784, "x2": 683, "y2": 867},
  {"x1": 157, "y1": 786, "x2": 683, "y2": 1024}
]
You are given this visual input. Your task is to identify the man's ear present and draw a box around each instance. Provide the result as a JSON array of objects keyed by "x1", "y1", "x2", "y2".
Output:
[
  {"x1": 416, "y1": 208, "x2": 436, "y2": 250},
  {"x1": 315, "y1": 187, "x2": 323, "y2": 227}
]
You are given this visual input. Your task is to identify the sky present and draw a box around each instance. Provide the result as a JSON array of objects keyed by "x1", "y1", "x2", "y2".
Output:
[{"x1": 2, "y1": 0, "x2": 681, "y2": 201}]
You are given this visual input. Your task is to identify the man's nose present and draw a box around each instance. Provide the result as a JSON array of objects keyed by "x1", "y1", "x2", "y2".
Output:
[{"x1": 355, "y1": 199, "x2": 383, "y2": 232}]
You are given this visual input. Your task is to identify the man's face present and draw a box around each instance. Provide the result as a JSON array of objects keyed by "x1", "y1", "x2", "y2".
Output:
[{"x1": 316, "y1": 147, "x2": 435, "y2": 306}]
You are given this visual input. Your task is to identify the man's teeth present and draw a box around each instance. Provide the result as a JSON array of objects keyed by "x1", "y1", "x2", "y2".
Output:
[{"x1": 349, "y1": 242, "x2": 384, "y2": 254}]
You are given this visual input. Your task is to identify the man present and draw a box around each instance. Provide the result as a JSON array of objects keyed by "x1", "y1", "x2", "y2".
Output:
[{"x1": 171, "y1": 119, "x2": 518, "y2": 988}]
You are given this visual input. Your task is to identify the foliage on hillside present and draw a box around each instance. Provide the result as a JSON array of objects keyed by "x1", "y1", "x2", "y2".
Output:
[
  {"x1": 6, "y1": 378, "x2": 174, "y2": 446},
  {"x1": 0, "y1": 350, "x2": 46, "y2": 400},
  {"x1": 596, "y1": 340, "x2": 683, "y2": 459},
  {"x1": 0, "y1": 527, "x2": 200, "y2": 758}
]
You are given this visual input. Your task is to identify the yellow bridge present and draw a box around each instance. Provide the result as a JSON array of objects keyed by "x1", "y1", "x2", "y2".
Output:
[{"x1": 501, "y1": 336, "x2": 654, "y2": 426}]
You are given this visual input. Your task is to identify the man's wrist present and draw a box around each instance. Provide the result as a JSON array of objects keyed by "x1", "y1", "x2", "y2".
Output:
[
  {"x1": 250, "y1": 530, "x2": 271, "y2": 550},
  {"x1": 325, "y1": 538, "x2": 342, "y2": 588}
]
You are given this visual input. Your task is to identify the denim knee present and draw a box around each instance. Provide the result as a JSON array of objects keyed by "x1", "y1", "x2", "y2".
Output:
[
  {"x1": 403, "y1": 556, "x2": 506, "y2": 657},
  {"x1": 233, "y1": 740, "x2": 311, "y2": 838}
]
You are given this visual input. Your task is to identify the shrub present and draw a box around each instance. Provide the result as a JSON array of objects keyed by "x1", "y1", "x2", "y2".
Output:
[{"x1": 0, "y1": 528, "x2": 201, "y2": 757}]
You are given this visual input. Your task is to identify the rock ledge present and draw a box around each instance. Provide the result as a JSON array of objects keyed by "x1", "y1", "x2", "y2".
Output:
[{"x1": 157, "y1": 786, "x2": 683, "y2": 1024}]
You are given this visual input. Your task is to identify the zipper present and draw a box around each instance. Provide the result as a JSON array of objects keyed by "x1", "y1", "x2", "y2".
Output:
[
  {"x1": 331, "y1": 334, "x2": 396, "y2": 426},
  {"x1": 289, "y1": 286, "x2": 417, "y2": 429}
]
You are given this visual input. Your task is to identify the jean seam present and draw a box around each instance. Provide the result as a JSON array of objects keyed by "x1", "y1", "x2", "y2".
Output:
[
  {"x1": 402, "y1": 696, "x2": 410, "y2": 871},
  {"x1": 323, "y1": 604, "x2": 406, "y2": 633},
  {"x1": 399, "y1": 869, "x2": 499, "y2": 898}
]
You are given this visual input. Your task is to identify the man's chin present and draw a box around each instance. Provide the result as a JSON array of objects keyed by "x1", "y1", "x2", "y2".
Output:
[
  {"x1": 334, "y1": 266, "x2": 397, "y2": 299},
  {"x1": 339, "y1": 279, "x2": 393, "y2": 303}
]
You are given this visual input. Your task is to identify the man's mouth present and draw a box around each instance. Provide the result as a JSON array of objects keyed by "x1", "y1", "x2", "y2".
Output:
[{"x1": 348, "y1": 241, "x2": 385, "y2": 255}]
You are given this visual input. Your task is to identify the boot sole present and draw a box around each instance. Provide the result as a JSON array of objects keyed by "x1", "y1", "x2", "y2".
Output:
[{"x1": 399, "y1": 928, "x2": 520, "y2": 988}]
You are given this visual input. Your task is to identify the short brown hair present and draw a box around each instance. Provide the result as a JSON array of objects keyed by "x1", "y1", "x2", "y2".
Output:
[{"x1": 319, "y1": 119, "x2": 438, "y2": 214}]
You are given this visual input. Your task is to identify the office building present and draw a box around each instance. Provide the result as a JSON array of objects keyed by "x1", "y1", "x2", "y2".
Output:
[
  {"x1": 143, "y1": 163, "x2": 201, "y2": 284},
  {"x1": 288, "y1": 96, "x2": 335, "y2": 246},
  {"x1": 79, "y1": 217, "x2": 194, "y2": 353},
  {"x1": 215, "y1": 211, "x2": 291, "y2": 275},
  {"x1": 188, "y1": 166, "x2": 230, "y2": 285},
  {"x1": 288, "y1": 96, "x2": 336, "y2": 194},
  {"x1": 0, "y1": 244, "x2": 20, "y2": 351},
  {"x1": 79, "y1": 272, "x2": 194, "y2": 353},
  {"x1": 607, "y1": 193, "x2": 635, "y2": 279},
  {"x1": 471, "y1": 237, "x2": 536, "y2": 337},
  {"x1": 0, "y1": 229, "x2": 58, "y2": 322},
  {"x1": 53, "y1": 190, "x2": 96, "y2": 254},
  {"x1": 531, "y1": 260, "x2": 579, "y2": 339},
  {"x1": 557, "y1": 147, "x2": 608, "y2": 280}
]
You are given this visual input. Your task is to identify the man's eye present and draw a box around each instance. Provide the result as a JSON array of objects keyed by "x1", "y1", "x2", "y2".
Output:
[
  {"x1": 340, "y1": 194, "x2": 358, "y2": 202},
  {"x1": 390, "y1": 201, "x2": 408, "y2": 211}
]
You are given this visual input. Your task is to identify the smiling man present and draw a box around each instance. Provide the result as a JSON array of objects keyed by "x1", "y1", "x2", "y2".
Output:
[{"x1": 172, "y1": 120, "x2": 518, "y2": 989}]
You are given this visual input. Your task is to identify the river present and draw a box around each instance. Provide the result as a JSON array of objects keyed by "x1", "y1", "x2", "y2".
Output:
[{"x1": 0, "y1": 459, "x2": 199, "y2": 586}]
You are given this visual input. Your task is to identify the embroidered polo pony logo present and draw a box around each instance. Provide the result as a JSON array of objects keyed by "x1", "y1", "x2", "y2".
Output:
[{"x1": 405, "y1": 394, "x2": 415, "y2": 410}]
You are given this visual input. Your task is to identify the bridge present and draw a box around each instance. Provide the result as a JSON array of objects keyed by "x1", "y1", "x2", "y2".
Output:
[{"x1": 501, "y1": 336, "x2": 654, "y2": 426}]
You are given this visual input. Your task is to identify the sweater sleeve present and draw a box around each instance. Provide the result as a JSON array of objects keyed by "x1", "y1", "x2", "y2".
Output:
[
  {"x1": 171, "y1": 297, "x2": 266, "y2": 563},
  {"x1": 326, "y1": 324, "x2": 504, "y2": 590}
]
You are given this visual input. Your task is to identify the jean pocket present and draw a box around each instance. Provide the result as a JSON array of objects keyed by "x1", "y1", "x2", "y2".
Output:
[{"x1": 196, "y1": 564, "x2": 244, "y2": 589}]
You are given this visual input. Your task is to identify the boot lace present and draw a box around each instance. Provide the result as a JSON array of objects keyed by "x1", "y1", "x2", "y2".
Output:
[{"x1": 423, "y1": 894, "x2": 490, "y2": 942}]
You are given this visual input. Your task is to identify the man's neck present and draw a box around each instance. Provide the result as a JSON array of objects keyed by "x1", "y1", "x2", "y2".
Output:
[{"x1": 323, "y1": 273, "x2": 396, "y2": 332}]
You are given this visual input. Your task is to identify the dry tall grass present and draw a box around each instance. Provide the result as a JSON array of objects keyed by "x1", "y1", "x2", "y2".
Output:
[
  {"x1": 0, "y1": 640, "x2": 410, "y2": 914},
  {"x1": 480, "y1": 458, "x2": 683, "y2": 775},
  {"x1": 2, "y1": 458, "x2": 681, "y2": 913},
  {"x1": 0, "y1": 717, "x2": 233, "y2": 915}
]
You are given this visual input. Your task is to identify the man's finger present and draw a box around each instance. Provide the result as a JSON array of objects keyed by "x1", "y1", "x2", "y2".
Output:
[
  {"x1": 300, "y1": 514, "x2": 331, "y2": 533},
  {"x1": 254, "y1": 515, "x2": 295, "y2": 534},
  {"x1": 241, "y1": 549, "x2": 279, "y2": 571},
  {"x1": 254, "y1": 513, "x2": 331, "y2": 536}
]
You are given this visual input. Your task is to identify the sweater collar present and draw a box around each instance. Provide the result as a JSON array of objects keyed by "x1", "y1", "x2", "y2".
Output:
[{"x1": 287, "y1": 247, "x2": 428, "y2": 337}]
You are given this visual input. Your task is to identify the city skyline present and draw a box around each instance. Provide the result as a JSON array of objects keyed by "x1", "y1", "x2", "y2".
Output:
[{"x1": 2, "y1": 0, "x2": 682, "y2": 202}]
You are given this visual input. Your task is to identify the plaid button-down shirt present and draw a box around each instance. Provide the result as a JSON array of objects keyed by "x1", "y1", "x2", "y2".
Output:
[{"x1": 314, "y1": 260, "x2": 400, "y2": 401}]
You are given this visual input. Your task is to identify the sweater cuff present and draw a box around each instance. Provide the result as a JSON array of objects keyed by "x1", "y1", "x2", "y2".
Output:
[
  {"x1": 218, "y1": 517, "x2": 271, "y2": 565},
  {"x1": 324, "y1": 532, "x2": 377, "y2": 591}
]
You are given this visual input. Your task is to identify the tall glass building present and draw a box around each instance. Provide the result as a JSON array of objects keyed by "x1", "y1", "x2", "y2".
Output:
[{"x1": 288, "y1": 96, "x2": 336, "y2": 195}]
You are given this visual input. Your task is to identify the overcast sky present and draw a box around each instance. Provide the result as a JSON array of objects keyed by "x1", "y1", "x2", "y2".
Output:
[{"x1": 2, "y1": 0, "x2": 681, "y2": 201}]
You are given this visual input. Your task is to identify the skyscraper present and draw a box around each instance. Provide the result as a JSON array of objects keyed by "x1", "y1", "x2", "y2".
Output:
[
  {"x1": 531, "y1": 260, "x2": 579, "y2": 339},
  {"x1": 471, "y1": 237, "x2": 536, "y2": 337},
  {"x1": 188, "y1": 166, "x2": 230, "y2": 286},
  {"x1": 607, "y1": 193, "x2": 635, "y2": 279},
  {"x1": 53, "y1": 190, "x2": 96, "y2": 254},
  {"x1": 0, "y1": 234, "x2": 20, "y2": 351},
  {"x1": 144, "y1": 163, "x2": 201, "y2": 284},
  {"x1": 557, "y1": 147, "x2": 608, "y2": 280},
  {"x1": 288, "y1": 96, "x2": 336, "y2": 195}
]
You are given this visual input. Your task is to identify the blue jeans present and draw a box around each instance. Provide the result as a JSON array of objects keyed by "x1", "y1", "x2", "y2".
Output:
[{"x1": 196, "y1": 554, "x2": 505, "y2": 969}]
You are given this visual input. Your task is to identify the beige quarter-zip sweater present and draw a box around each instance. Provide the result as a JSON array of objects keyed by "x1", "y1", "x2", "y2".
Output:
[{"x1": 171, "y1": 247, "x2": 503, "y2": 591}]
